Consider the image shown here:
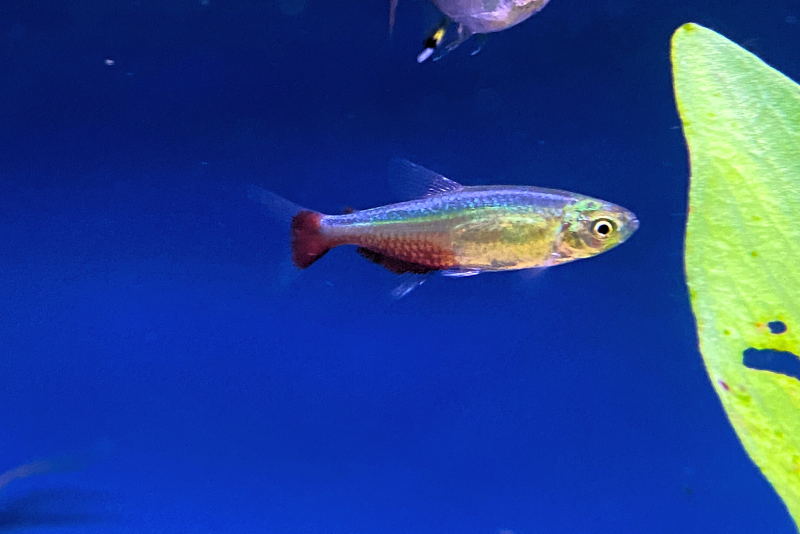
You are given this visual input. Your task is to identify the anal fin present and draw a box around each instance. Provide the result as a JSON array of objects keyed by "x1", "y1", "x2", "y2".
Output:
[{"x1": 357, "y1": 247, "x2": 436, "y2": 275}]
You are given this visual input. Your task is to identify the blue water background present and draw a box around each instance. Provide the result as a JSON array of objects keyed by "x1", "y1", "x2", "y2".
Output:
[{"x1": 1, "y1": 1, "x2": 799, "y2": 532}]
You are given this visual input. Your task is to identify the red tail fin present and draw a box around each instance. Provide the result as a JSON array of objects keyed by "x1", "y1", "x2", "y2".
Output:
[{"x1": 291, "y1": 210, "x2": 331, "y2": 269}]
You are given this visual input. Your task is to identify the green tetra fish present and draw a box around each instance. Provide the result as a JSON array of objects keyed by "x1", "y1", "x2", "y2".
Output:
[
  {"x1": 249, "y1": 159, "x2": 638, "y2": 297},
  {"x1": 390, "y1": 0, "x2": 552, "y2": 62}
]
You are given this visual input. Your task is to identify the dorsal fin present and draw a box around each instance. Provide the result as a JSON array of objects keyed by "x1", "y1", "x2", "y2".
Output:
[{"x1": 388, "y1": 158, "x2": 464, "y2": 202}]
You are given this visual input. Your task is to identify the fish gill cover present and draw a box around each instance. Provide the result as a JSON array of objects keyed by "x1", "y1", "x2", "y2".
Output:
[{"x1": 673, "y1": 23, "x2": 800, "y2": 526}]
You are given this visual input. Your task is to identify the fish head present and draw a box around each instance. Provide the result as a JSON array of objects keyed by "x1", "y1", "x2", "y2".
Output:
[{"x1": 553, "y1": 198, "x2": 639, "y2": 262}]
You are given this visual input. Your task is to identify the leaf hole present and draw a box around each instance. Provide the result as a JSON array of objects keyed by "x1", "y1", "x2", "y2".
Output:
[
  {"x1": 768, "y1": 321, "x2": 787, "y2": 334},
  {"x1": 743, "y1": 348, "x2": 800, "y2": 380}
]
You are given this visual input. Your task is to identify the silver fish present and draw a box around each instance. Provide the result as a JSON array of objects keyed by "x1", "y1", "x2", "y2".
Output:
[{"x1": 391, "y1": 0, "x2": 551, "y2": 62}]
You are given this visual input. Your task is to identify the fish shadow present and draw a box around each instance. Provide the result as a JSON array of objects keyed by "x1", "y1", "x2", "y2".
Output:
[{"x1": 0, "y1": 487, "x2": 115, "y2": 531}]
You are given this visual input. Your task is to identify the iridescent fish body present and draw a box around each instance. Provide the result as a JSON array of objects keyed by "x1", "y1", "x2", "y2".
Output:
[
  {"x1": 249, "y1": 160, "x2": 638, "y2": 292},
  {"x1": 431, "y1": 0, "x2": 551, "y2": 34},
  {"x1": 391, "y1": 0, "x2": 552, "y2": 62}
]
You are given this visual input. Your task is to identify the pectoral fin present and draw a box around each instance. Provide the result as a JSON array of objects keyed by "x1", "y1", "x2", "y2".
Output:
[
  {"x1": 440, "y1": 268, "x2": 482, "y2": 277},
  {"x1": 470, "y1": 34, "x2": 489, "y2": 56},
  {"x1": 391, "y1": 272, "x2": 433, "y2": 299}
]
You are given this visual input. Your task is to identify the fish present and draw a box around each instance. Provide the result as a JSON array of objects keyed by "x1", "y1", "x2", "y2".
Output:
[
  {"x1": 390, "y1": 0, "x2": 552, "y2": 62},
  {"x1": 249, "y1": 159, "x2": 638, "y2": 297}
]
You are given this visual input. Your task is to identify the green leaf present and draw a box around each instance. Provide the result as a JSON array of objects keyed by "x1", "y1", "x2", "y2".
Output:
[{"x1": 673, "y1": 23, "x2": 800, "y2": 526}]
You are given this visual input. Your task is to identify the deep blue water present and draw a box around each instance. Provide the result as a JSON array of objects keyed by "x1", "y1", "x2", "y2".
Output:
[{"x1": 2, "y1": 1, "x2": 799, "y2": 532}]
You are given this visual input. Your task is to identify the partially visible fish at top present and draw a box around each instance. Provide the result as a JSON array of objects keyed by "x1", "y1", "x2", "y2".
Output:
[
  {"x1": 390, "y1": 0, "x2": 551, "y2": 62},
  {"x1": 249, "y1": 159, "x2": 638, "y2": 298}
]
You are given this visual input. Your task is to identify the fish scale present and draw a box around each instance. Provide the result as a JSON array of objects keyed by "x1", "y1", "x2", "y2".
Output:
[{"x1": 348, "y1": 231, "x2": 457, "y2": 269}]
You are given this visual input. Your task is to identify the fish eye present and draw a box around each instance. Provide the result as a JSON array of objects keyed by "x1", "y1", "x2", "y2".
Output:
[{"x1": 592, "y1": 218, "x2": 615, "y2": 238}]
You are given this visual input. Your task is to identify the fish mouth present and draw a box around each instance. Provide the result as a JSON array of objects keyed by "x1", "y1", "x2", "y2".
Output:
[
  {"x1": 629, "y1": 214, "x2": 640, "y2": 234},
  {"x1": 620, "y1": 210, "x2": 639, "y2": 240}
]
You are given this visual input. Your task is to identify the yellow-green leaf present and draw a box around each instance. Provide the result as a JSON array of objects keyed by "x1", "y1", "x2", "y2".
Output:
[{"x1": 672, "y1": 23, "x2": 800, "y2": 526}]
